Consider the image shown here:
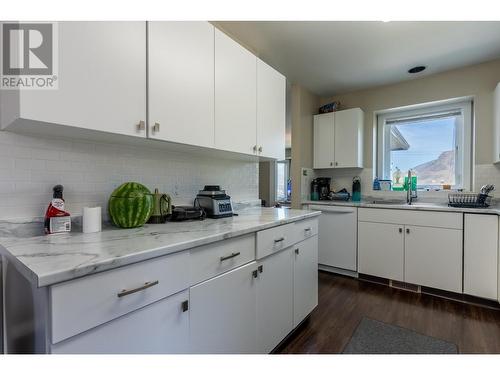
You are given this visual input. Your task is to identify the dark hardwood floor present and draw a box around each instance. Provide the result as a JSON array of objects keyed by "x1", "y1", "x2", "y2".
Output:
[{"x1": 277, "y1": 271, "x2": 500, "y2": 354}]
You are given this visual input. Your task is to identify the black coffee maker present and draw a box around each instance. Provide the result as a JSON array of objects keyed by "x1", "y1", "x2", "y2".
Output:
[{"x1": 311, "y1": 178, "x2": 331, "y2": 200}]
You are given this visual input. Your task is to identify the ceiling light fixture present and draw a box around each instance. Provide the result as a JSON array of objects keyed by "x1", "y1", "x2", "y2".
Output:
[{"x1": 408, "y1": 66, "x2": 426, "y2": 74}]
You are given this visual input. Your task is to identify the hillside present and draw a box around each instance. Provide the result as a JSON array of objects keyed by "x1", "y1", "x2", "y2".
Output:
[{"x1": 413, "y1": 150, "x2": 455, "y2": 186}]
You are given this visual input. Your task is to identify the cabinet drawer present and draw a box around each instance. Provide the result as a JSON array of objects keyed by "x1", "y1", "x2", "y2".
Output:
[
  {"x1": 190, "y1": 234, "x2": 255, "y2": 286},
  {"x1": 293, "y1": 218, "x2": 319, "y2": 244},
  {"x1": 256, "y1": 223, "x2": 294, "y2": 259},
  {"x1": 358, "y1": 208, "x2": 462, "y2": 229},
  {"x1": 50, "y1": 251, "x2": 190, "y2": 344}
]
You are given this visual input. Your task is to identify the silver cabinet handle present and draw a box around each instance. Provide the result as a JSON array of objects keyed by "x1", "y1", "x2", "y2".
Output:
[
  {"x1": 117, "y1": 280, "x2": 159, "y2": 298},
  {"x1": 406, "y1": 228, "x2": 410, "y2": 234},
  {"x1": 330, "y1": 162, "x2": 333, "y2": 166},
  {"x1": 252, "y1": 270, "x2": 258, "y2": 278},
  {"x1": 137, "y1": 120, "x2": 145, "y2": 131},
  {"x1": 220, "y1": 252, "x2": 241, "y2": 262},
  {"x1": 253, "y1": 145, "x2": 258, "y2": 152},
  {"x1": 181, "y1": 300, "x2": 189, "y2": 312},
  {"x1": 274, "y1": 237, "x2": 285, "y2": 243},
  {"x1": 258, "y1": 265, "x2": 263, "y2": 273},
  {"x1": 399, "y1": 228, "x2": 403, "y2": 233},
  {"x1": 153, "y1": 122, "x2": 160, "y2": 133},
  {"x1": 304, "y1": 227, "x2": 312, "y2": 232},
  {"x1": 258, "y1": 146, "x2": 263, "y2": 153},
  {"x1": 295, "y1": 248, "x2": 300, "y2": 255},
  {"x1": 335, "y1": 162, "x2": 339, "y2": 166}
]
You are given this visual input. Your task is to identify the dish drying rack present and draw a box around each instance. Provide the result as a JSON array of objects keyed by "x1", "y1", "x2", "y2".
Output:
[{"x1": 448, "y1": 193, "x2": 492, "y2": 208}]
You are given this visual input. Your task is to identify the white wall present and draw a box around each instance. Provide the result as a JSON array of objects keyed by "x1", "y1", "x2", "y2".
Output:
[{"x1": 0, "y1": 131, "x2": 258, "y2": 220}]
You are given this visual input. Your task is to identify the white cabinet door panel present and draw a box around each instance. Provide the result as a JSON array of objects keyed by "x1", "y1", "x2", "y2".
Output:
[
  {"x1": 51, "y1": 290, "x2": 189, "y2": 354},
  {"x1": 190, "y1": 261, "x2": 258, "y2": 354},
  {"x1": 293, "y1": 236, "x2": 318, "y2": 327},
  {"x1": 358, "y1": 221, "x2": 404, "y2": 281},
  {"x1": 214, "y1": 29, "x2": 257, "y2": 155},
  {"x1": 257, "y1": 59, "x2": 286, "y2": 160},
  {"x1": 404, "y1": 226, "x2": 463, "y2": 293},
  {"x1": 334, "y1": 108, "x2": 363, "y2": 168},
  {"x1": 20, "y1": 22, "x2": 147, "y2": 137},
  {"x1": 464, "y1": 214, "x2": 498, "y2": 299},
  {"x1": 148, "y1": 22, "x2": 215, "y2": 148},
  {"x1": 313, "y1": 113, "x2": 334, "y2": 168},
  {"x1": 256, "y1": 248, "x2": 293, "y2": 353}
]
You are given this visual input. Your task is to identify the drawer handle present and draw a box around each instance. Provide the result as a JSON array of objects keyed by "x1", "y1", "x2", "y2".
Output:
[
  {"x1": 220, "y1": 252, "x2": 241, "y2": 262},
  {"x1": 304, "y1": 227, "x2": 312, "y2": 232},
  {"x1": 117, "y1": 280, "x2": 159, "y2": 298},
  {"x1": 295, "y1": 248, "x2": 300, "y2": 255},
  {"x1": 274, "y1": 237, "x2": 285, "y2": 243}
]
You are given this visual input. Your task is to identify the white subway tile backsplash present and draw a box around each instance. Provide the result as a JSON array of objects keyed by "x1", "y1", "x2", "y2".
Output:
[{"x1": 0, "y1": 131, "x2": 258, "y2": 219}]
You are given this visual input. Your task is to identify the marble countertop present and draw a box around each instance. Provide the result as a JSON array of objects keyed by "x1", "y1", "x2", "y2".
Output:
[
  {"x1": 0, "y1": 207, "x2": 320, "y2": 288},
  {"x1": 301, "y1": 199, "x2": 500, "y2": 214}
]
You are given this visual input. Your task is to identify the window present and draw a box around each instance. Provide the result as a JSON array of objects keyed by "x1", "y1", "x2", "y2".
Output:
[
  {"x1": 276, "y1": 159, "x2": 291, "y2": 202},
  {"x1": 377, "y1": 99, "x2": 472, "y2": 190}
]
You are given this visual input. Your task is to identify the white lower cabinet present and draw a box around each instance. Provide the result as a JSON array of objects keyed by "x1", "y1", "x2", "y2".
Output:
[
  {"x1": 358, "y1": 209, "x2": 464, "y2": 294},
  {"x1": 189, "y1": 261, "x2": 259, "y2": 354},
  {"x1": 51, "y1": 290, "x2": 189, "y2": 354},
  {"x1": 404, "y1": 225, "x2": 463, "y2": 293},
  {"x1": 293, "y1": 236, "x2": 319, "y2": 327},
  {"x1": 464, "y1": 214, "x2": 499, "y2": 299},
  {"x1": 358, "y1": 221, "x2": 404, "y2": 281},
  {"x1": 256, "y1": 248, "x2": 294, "y2": 353}
]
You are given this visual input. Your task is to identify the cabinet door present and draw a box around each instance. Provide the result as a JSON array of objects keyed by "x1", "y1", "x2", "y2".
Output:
[
  {"x1": 312, "y1": 205, "x2": 357, "y2": 271},
  {"x1": 19, "y1": 22, "x2": 147, "y2": 138},
  {"x1": 51, "y1": 290, "x2": 189, "y2": 354},
  {"x1": 358, "y1": 222, "x2": 404, "y2": 281},
  {"x1": 404, "y1": 226, "x2": 463, "y2": 293},
  {"x1": 313, "y1": 113, "x2": 334, "y2": 168},
  {"x1": 256, "y1": 58, "x2": 286, "y2": 160},
  {"x1": 334, "y1": 108, "x2": 363, "y2": 168},
  {"x1": 214, "y1": 29, "x2": 257, "y2": 155},
  {"x1": 464, "y1": 214, "x2": 498, "y2": 299},
  {"x1": 256, "y1": 248, "x2": 293, "y2": 353},
  {"x1": 148, "y1": 22, "x2": 215, "y2": 148},
  {"x1": 190, "y1": 262, "x2": 258, "y2": 354},
  {"x1": 293, "y1": 236, "x2": 318, "y2": 328}
]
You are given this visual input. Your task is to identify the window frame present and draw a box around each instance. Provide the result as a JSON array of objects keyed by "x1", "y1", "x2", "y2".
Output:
[{"x1": 376, "y1": 99, "x2": 473, "y2": 191}]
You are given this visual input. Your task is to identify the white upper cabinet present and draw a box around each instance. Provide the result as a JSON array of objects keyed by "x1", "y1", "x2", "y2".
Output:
[
  {"x1": 214, "y1": 29, "x2": 257, "y2": 156},
  {"x1": 313, "y1": 108, "x2": 364, "y2": 168},
  {"x1": 148, "y1": 22, "x2": 215, "y2": 148},
  {"x1": 313, "y1": 112, "x2": 335, "y2": 168},
  {"x1": 12, "y1": 22, "x2": 147, "y2": 138},
  {"x1": 256, "y1": 59, "x2": 286, "y2": 160},
  {"x1": 334, "y1": 108, "x2": 364, "y2": 168}
]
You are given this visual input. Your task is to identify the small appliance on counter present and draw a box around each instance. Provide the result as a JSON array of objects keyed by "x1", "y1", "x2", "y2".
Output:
[
  {"x1": 169, "y1": 205, "x2": 205, "y2": 221},
  {"x1": 310, "y1": 178, "x2": 331, "y2": 201},
  {"x1": 147, "y1": 188, "x2": 172, "y2": 224},
  {"x1": 196, "y1": 185, "x2": 234, "y2": 218}
]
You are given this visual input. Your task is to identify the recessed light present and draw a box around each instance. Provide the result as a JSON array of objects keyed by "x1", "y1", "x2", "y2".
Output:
[{"x1": 408, "y1": 66, "x2": 426, "y2": 74}]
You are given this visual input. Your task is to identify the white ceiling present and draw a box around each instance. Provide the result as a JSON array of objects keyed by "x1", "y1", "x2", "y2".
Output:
[{"x1": 216, "y1": 21, "x2": 500, "y2": 97}]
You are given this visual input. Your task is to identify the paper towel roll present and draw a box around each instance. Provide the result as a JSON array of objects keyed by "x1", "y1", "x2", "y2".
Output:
[{"x1": 83, "y1": 206, "x2": 102, "y2": 233}]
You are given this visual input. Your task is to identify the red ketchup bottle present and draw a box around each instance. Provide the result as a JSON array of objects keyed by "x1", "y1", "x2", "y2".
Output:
[{"x1": 44, "y1": 185, "x2": 71, "y2": 234}]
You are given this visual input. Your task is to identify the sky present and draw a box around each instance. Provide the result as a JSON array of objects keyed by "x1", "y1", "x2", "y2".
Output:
[{"x1": 390, "y1": 117, "x2": 456, "y2": 173}]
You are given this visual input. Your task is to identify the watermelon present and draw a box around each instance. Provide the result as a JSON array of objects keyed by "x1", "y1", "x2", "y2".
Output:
[{"x1": 108, "y1": 182, "x2": 153, "y2": 228}]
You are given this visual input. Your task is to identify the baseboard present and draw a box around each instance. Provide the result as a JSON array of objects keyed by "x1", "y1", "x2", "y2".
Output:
[{"x1": 319, "y1": 264, "x2": 358, "y2": 278}]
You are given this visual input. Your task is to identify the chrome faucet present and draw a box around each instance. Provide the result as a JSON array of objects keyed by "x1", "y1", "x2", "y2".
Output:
[{"x1": 406, "y1": 170, "x2": 417, "y2": 205}]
